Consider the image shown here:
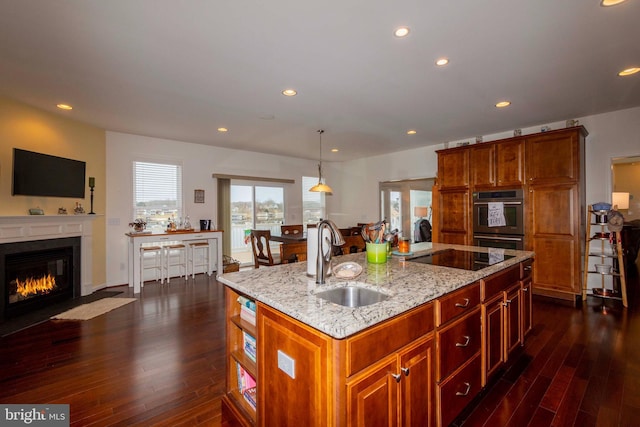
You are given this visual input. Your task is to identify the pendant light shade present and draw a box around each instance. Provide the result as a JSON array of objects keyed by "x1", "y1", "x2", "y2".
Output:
[{"x1": 309, "y1": 129, "x2": 333, "y2": 193}]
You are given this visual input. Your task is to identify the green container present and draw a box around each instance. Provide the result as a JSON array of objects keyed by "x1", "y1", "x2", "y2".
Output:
[{"x1": 366, "y1": 242, "x2": 388, "y2": 264}]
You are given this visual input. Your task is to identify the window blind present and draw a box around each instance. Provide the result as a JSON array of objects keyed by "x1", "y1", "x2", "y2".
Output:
[{"x1": 132, "y1": 161, "x2": 183, "y2": 227}]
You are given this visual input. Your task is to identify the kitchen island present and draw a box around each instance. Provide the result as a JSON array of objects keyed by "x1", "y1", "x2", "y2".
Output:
[{"x1": 219, "y1": 242, "x2": 534, "y2": 426}]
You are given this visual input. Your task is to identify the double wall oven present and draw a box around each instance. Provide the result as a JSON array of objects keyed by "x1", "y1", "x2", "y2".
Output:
[{"x1": 472, "y1": 189, "x2": 524, "y2": 250}]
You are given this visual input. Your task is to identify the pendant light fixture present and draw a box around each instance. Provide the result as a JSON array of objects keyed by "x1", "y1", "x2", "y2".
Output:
[{"x1": 309, "y1": 129, "x2": 333, "y2": 193}]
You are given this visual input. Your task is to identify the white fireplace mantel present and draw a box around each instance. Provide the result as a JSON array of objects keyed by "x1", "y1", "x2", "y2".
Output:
[{"x1": 0, "y1": 215, "x2": 101, "y2": 296}]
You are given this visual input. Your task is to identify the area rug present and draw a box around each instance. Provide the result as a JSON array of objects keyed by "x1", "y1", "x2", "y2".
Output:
[{"x1": 51, "y1": 298, "x2": 137, "y2": 320}]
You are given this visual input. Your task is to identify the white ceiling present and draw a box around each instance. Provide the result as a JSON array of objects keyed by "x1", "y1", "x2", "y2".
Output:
[{"x1": 1, "y1": 1, "x2": 639, "y2": 162}]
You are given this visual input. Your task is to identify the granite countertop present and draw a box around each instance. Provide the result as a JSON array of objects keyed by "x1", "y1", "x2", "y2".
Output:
[{"x1": 218, "y1": 242, "x2": 534, "y2": 339}]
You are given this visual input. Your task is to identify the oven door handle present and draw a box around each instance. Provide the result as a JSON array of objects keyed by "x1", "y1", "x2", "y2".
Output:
[
  {"x1": 473, "y1": 201, "x2": 522, "y2": 206},
  {"x1": 474, "y1": 235, "x2": 523, "y2": 242}
]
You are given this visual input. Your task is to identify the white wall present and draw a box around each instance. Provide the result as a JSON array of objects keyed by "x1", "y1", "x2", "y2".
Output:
[
  {"x1": 106, "y1": 131, "x2": 319, "y2": 286},
  {"x1": 105, "y1": 106, "x2": 640, "y2": 286},
  {"x1": 335, "y1": 106, "x2": 640, "y2": 227}
]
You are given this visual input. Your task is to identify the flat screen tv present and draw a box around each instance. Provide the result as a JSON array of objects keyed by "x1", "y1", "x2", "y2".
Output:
[{"x1": 12, "y1": 149, "x2": 86, "y2": 198}]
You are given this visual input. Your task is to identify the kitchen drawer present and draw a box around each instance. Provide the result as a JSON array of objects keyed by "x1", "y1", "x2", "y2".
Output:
[
  {"x1": 437, "y1": 353, "x2": 482, "y2": 427},
  {"x1": 481, "y1": 264, "x2": 520, "y2": 302},
  {"x1": 436, "y1": 281, "x2": 480, "y2": 326},
  {"x1": 346, "y1": 302, "x2": 434, "y2": 377},
  {"x1": 436, "y1": 307, "x2": 481, "y2": 381}
]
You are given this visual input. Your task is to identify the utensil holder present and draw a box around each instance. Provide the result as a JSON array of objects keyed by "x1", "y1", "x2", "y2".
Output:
[{"x1": 366, "y1": 243, "x2": 388, "y2": 264}]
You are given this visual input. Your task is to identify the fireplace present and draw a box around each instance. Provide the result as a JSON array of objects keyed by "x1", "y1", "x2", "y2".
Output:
[{"x1": 1, "y1": 237, "x2": 81, "y2": 320}]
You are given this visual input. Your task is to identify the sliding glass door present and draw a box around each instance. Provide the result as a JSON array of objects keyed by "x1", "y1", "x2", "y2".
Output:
[{"x1": 231, "y1": 183, "x2": 284, "y2": 265}]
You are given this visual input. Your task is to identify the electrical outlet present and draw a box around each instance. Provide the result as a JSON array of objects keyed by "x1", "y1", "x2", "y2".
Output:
[{"x1": 277, "y1": 350, "x2": 295, "y2": 379}]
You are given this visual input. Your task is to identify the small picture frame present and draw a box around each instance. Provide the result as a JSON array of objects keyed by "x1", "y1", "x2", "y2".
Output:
[{"x1": 194, "y1": 189, "x2": 205, "y2": 203}]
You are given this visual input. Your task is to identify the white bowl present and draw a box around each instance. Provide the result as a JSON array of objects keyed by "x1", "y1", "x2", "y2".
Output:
[
  {"x1": 595, "y1": 264, "x2": 612, "y2": 274},
  {"x1": 333, "y1": 262, "x2": 363, "y2": 279}
]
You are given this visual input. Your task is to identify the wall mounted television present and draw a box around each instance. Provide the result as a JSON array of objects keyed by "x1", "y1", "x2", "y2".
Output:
[{"x1": 12, "y1": 148, "x2": 86, "y2": 198}]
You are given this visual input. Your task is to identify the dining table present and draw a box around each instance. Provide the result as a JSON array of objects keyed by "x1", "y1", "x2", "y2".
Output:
[{"x1": 269, "y1": 231, "x2": 366, "y2": 264}]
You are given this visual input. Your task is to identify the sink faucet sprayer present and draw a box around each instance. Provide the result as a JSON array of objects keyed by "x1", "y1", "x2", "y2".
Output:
[{"x1": 316, "y1": 219, "x2": 346, "y2": 285}]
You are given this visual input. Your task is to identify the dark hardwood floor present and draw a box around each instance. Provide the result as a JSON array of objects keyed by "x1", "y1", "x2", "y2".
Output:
[{"x1": 1, "y1": 260, "x2": 639, "y2": 426}]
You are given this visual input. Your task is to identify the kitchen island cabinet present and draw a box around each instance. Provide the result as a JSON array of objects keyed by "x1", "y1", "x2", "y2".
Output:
[{"x1": 219, "y1": 243, "x2": 534, "y2": 426}]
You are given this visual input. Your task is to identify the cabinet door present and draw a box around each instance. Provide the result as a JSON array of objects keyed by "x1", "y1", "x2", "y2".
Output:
[
  {"x1": 437, "y1": 190, "x2": 470, "y2": 245},
  {"x1": 496, "y1": 140, "x2": 524, "y2": 187},
  {"x1": 505, "y1": 283, "x2": 522, "y2": 357},
  {"x1": 347, "y1": 356, "x2": 399, "y2": 427},
  {"x1": 527, "y1": 183, "x2": 581, "y2": 296},
  {"x1": 482, "y1": 293, "x2": 504, "y2": 385},
  {"x1": 470, "y1": 144, "x2": 495, "y2": 188},
  {"x1": 438, "y1": 149, "x2": 469, "y2": 189},
  {"x1": 259, "y1": 305, "x2": 332, "y2": 427},
  {"x1": 399, "y1": 336, "x2": 434, "y2": 427},
  {"x1": 526, "y1": 130, "x2": 580, "y2": 185},
  {"x1": 521, "y1": 277, "x2": 533, "y2": 338}
]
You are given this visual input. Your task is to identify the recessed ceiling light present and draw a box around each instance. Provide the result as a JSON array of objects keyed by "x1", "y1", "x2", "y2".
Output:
[
  {"x1": 331, "y1": 148, "x2": 339, "y2": 152},
  {"x1": 394, "y1": 27, "x2": 410, "y2": 38},
  {"x1": 217, "y1": 127, "x2": 228, "y2": 132},
  {"x1": 600, "y1": 0, "x2": 626, "y2": 6},
  {"x1": 282, "y1": 89, "x2": 297, "y2": 96},
  {"x1": 495, "y1": 101, "x2": 511, "y2": 108},
  {"x1": 618, "y1": 67, "x2": 640, "y2": 77},
  {"x1": 56, "y1": 104, "x2": 73, "y2": 110},
  {"x1": 407, "y1": 130, "x2": 417, "y2": 135},
  {"x1": 435, "y1": 58, "x2": 449, "y2": 66}
]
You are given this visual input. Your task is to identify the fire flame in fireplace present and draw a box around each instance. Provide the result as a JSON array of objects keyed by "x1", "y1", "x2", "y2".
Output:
[{"x1": 16, "y1": 274, "x2": 56, "y2": 297}]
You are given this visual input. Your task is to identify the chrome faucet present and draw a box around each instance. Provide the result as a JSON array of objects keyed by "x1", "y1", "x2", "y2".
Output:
[{"x1": 316, "y1": 219, "x2": 346, "y2": 285}]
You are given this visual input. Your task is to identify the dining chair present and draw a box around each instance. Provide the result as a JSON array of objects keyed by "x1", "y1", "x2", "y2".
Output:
[
  {"x1": 250, "y1": 230, "x2": 279, "y2": 268},
  {"x1": 280, "y1": 242, "x2": 308, "y2": 264},
  {"x1": 281, "y1": 224, "x2": 304, "y2": 235}
]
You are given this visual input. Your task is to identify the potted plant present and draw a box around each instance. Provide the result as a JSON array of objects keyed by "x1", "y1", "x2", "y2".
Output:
[{"x1": 128, "y1": 219, "x2": 147, "y2": 232}]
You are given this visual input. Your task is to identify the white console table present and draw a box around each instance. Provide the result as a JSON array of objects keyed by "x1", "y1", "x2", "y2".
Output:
[{"x1": 126, "y1": 230, "x2": 223, "y2": 294}]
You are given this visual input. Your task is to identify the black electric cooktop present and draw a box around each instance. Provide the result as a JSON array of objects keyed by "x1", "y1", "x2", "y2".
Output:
[{"x1": 407, "y1": 249, "x2": 515, "y2": 271}]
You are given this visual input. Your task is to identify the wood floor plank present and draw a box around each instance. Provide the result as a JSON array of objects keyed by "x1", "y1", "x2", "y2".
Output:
[{"x1": 1, "y1": 261, "x2": 639, "y2": 426}]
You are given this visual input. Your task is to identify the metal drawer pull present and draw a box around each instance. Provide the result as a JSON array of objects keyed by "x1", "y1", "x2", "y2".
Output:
[
  {"x1": 456, "y1": 335, "x2": 471, "y2": 347},
  {"x1": 401, "y1": 367, "x2": 410, "y2": 376},
  {"x1": 456, "y1": 382, "x2": 471, "y2": 396},
  {"x1": 391, "y1": 373, "x2": 402, "y2": 383},
  {"x1": 455, "y1": 298, "x2": 470, "y2": 308}
]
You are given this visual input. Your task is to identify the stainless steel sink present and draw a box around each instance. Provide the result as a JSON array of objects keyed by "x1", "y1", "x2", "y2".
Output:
[{"x1": 315, "y1": 286, "x2": 389, "y2": 308}]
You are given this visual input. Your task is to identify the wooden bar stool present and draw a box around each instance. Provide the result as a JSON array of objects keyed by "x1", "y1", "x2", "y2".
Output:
[
  {"x1": 140, "y1": 245, "x2": 163, "y2": 288},
  {"x1": 164, "y1": 243, "x2": 187, "y2": 283},
  {"x1": 188, "y1": 241, "x2": 211, "y2": 278}
]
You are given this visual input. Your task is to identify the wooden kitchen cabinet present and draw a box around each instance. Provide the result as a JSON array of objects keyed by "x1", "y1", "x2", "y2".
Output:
[
  {"x1": 471, "y1": 140, "x2": 524, "y2": 189},
  {"x1": 527, "y1": 182, "x2": 582, "y2": 298},
  {"x1": 480, "y1": 264, "x2": 522, "y2": 386},
  {"x1": 504, "y1": 282, "x2": 522, "y2": 358},
  {"x1": 438, "y1": 148, "x2": 469, "y2": 189},
  {"x1": 437, "y1": 190, "x2": 470, "y2": 245},
  {"x1": 482, "y1": 293, "x2": 504, "y2": 383},
  {"x1": 346, "y1": 335, "x2": 434, "y2": 427},
  {"x1": 525, "y1": 127, "x2": 586, "y2": 302},
  {"x1": 526, "y1": 131, "x2": 581, "y2": 185},
  {"x1": 470, "y1": 144, "x2": 494, "y2": 188},
  {"x1": 436, "y1": 126, "x2": 586, "y2": 303},
  {"x1": 436, "y1": 147, "x2": 470, "y2": 244},
  {"x1": 521, "y1": 259, "x2": 533, "y2": 338},
  {"x1": 223, "y1": 261, "x2": 533, "y2": 427},
  {"x1": 434, "y1": 281, "x2": 481, "y2": 427}
]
